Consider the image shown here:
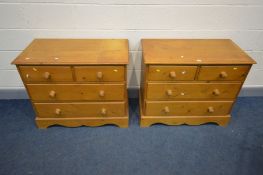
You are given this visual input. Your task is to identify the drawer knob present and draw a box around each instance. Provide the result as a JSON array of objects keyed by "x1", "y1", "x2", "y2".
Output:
[
  {"x1": 55, "y1": 108, "x2": 61, "y2": 115},
  {"x1": 49, "y1": 90, "x2": 56, "y2": 98},
  {"x1": 43, "y1": 72, "x2": 51, "y2": 79},
  {"x1": 213, "y1": 89, "x2": 220, "y2": 96},
  {"x1": 99, "y1": 90, "x2": 105, "y2": 97},
  {"x1": 207, "y1": 107, "x2": 214, "y2": 113},
  {"x1": 169, "y1": 71, "x2": 176, "y2": 78},
  {"x1": 220, "y1": 71, "x2": 228, "y2": 78},
  {"x1": 101, "y1": 108, "x2": 107, "y2": 115},
  {"x1": 164, "y1": 106, "x2": 170, "y2": 113},
  {"x1": 97, "y1": 72, "x2": 103, "y2": 79},
  {"x1": 166, "y1": 89, "x2": 173, "y2": 96}
]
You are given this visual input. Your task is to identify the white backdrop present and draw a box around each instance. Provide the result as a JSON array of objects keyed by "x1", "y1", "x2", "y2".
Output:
[{"x1": 0, "y1": 0, "x2": 262, "y2": 94}]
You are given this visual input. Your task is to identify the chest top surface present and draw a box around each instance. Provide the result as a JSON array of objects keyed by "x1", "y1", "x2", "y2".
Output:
[
  {"x1": 142, "y1": 39, "x2": 256, "y2": 65},
  {"x1": 12, "y1": 39, "x2": 129, "y2": 65}
]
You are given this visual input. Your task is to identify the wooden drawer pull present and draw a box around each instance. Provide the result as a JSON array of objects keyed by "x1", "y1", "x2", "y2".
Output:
[
  {"x1": 169, "y1": 71, "x2": 176, "y2": 78},
  {"x1": 97, "y1": 71, "x2": 103, "y2": 79},
  {"x1": 213, "y1": 89, "x2": 220, "y2": 96},
  {"x1": 49, "y1": 90, "x2": 56, "y2": 98},
  {"x1": 220, "y1": 71, "x2": 228, "y2": 78},
  {"x1": 99, "y1": 90, "x2": 105, "y2": 97},
  {"x1": 163, "y1": 106, "x2": 170, "y2": 113},
  {"x1": 207, "y1": 107, "x2": 214, "y2": 113},
  {"x1": 166, "y1": 89, "x2": 173, "y2": 96},
  {"x1": 101, "y1": 108, "x2": 107, "y2": 115},
  {"x1": 55, "y1": 108, "x2": 61, "y2": 115},
  {"x1": 43, "y1": 72, "x2": 51, "y2": 79}
]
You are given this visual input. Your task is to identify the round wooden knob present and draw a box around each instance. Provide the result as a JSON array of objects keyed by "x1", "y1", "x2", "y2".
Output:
[
  {"x1": 55, "y1": 108, "x2": 61, "y2": 115},
  {"x1": 101, "y1": 108, "x2": 107, "y2": 115},
  {"x1": 213, "y1": 89, "x2": 220, "y2": 96},
  {"x1": 26, "y1": 74, "x2": 30, "y2": 79},
  {"x1": 169, "y1": 71, "x2": 176, "y2": 78},
  {"x1": 99, "y1": 90, "x2": 105, "y2": 97},
  {"x1": 49, "y1": 90, "x2": 56, "y2": 98},
  {"x1": 220, "y1": 71, "x2": 228, "y2": 78},
  {"x1": 97, "y1": 72, "x2": 103, "y2": 79},
  {"x1": 207, "y1": 107, "x2": 214, "y2": 113},
  {"x1": 166, "y1": 89, "x2": 173, "y2": 96},
  {"x1": 43, "y1": 72, "x2": 51, "y2": 79},
  {"x1": 164, "y1": 106, "x2": 170, "y2": 113}
]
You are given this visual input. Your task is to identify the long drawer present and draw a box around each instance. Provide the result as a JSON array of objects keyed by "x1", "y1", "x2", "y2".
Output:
[
  {"x1": 27, "y1": 84, "x2": 125, "y2": 101},
  {"x1": 145, "y1": 101, "x2": 233, "y2": 116},
  {"x1": 19, "y1": 66, "x2": 73, "y2": 82},
  {"x1": 146, "y1": 82, "x2": 242, "y2": 100},
  {"x1": 34, "y1": 102, "x2": 126, "y2": 118}
]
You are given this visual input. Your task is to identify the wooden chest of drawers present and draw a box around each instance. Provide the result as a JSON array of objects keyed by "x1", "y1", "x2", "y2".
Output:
[
  {"x1": 140, "y1": 39, "x2": 256, "y2": 127},
  {"x1": 12, "y1": 39, "x2": 129, "y2": 128}
]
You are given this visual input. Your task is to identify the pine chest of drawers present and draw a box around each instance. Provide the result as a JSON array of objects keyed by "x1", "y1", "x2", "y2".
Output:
[
  {"x1": 12, "y1": 39, "x2": 129, "y2": 128},
  {"x1": 140, "y1": 39, "x2": 256, "y2": 127}
]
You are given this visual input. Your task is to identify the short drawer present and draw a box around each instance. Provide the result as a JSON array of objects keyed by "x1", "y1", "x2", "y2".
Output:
[
  {"x1": 148, "y1": 65, "x2": 197, "y2": 81},
  {"x1": 19, "y1": 66, "x2": 73, "y2": 82},
  {"x1": 198, "y1": 65, "x2": 250, "y2": 81},
  {"x1": 34, "y1": 102, "x2": 126, "y2": 118},
  {"x1": 145, "y1": 101, "x2": 233, "y2": 116},
  {"x1": 75, "y1": 66, "x2": 125, "y2": 82},
  {"x1": 27, "y1": 84, "x2": 124, "y2": 101},
  {"x1": 146, "y1": 82, "x2": 241, "y2": 100}
]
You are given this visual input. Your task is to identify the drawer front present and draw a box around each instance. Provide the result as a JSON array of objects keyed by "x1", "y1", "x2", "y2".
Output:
[
  {"x1": 145, "y1": 101, "x2": 233, "y2": 116},
  {"x1": 34, "y1": 102, "x2": 125, "y2": 118},
  {"x1": 19, "y1": 66, "x2": 73, "y2": 82},
  {"x1": 148, "y1": 65, "x2": 197, "y2": 81},
  {"x1": 27, "y1": 84, "x2": 124, "y2": 101},
  {"x1": 75, "y1": 66, "x2": 125, "y2": 82},
  {"x1": 146, "y1": 82, "x2": 241, "y2": 100},
  {"x1": 198, "y1": 65, "x2": 250, "y2": 81}
]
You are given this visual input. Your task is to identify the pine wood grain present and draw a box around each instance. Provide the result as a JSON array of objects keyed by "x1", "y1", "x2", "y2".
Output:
[
  {"x1": 12, "y1": 39, "x2": 129, "y2": 65},
  {"x1": 19, "y1": 66, "x2": 74, "y2": 82},
  {"x1": 146, "y1": 82, "x2": 242, "y2": 100},
  {"x1": 140, "y1": 39, "x2": 255, "y2": 127},
  {"x1": 139, "y1": 91, "x2": 230, "y2": 127},
  {"x1": 34, "y1": 102, "x2": 126, "y2": 118},
  {"x1": 75, "y1": 66, "x2": 125, "y2": 82},
  {"x1": 36, "y1": 117, "x2": 129, "y2": 128},
  {"x1": 145, "y1": 100, "x2": 233, "y2": 116},
  {"x1": 148, "y1": 65, "x2": 197, "y2": 81},
  {"x1": 27, "y1": 83, "x2": 125, "y2": 101},
  {"x1": 198, "y1": 65, "x2": 250, "y2": 81},
  {"x1": 12, "y1": 39, "x2": 129, "y2": 128},
  {"x1": 142, "y1": 39, "x2": 256, "y2": 65}
]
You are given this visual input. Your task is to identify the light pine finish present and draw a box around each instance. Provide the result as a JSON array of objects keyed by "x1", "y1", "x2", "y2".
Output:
[
  {"x1": 140, "y1": 39, "x2": 256, "y2": 127},
  {"x1": 12, "y1": 39, "x2": 129, "y2": 128},
  {"x1": 19, "y1": 66, "x2": 74, "y2": 82},
  {"x1": 148, "y1": 65, "x2": 197, "y2": 81},
  {"x1": 75, "y1": 66, "x2": 125, "y2": 82},
  {"x1": 140, "y1": 115, "x2": 231, "y2": 128},
  {"x1": 27, "y1": 84, "x2": 125, "y2": 101},
  {"x1": 146, "y1": 82, "x2": 242, "y2": 100},
  {"x1": 198, "y1": 65, "x2": 250, "y2": 81},
  {"x1": 145, "y1": 101, "x2": 233, "y2": 116},
  {"x1": 12, "y1": 39, "x2": 129, "y2": 65},
  {"x1": 34, "y1": 102, "x2": 126, "y2": 118},
  {"x1": 36, "y1": 117, "x2": 129, "y2": 128},
  {"x1": 139, "y1": 93, "x2": 230, "y2": 127},
  {"x1": 142, "y1": 39, "x2": 256, "y2": 65}
]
